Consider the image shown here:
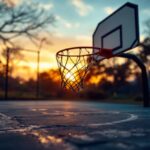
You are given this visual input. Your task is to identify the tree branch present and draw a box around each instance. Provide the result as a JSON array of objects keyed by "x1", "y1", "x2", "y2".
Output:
[{"x1": 0, "y1": 1, "x2": 55, "y2": 48}]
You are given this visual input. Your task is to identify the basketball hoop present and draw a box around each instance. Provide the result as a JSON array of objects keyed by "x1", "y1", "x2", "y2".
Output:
[{"x1": 56, "y1": 46, "x2": 112, "y2": 92}]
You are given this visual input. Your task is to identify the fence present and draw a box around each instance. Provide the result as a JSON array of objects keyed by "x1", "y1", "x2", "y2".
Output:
[{"x1": 0, "y1": 47, "x2": 40, "y2": 100}]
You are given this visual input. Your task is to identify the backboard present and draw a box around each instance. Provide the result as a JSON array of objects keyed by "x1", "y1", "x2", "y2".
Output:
[{"x1": 93, "y1": 2, "x2": 139, "y2": 61}]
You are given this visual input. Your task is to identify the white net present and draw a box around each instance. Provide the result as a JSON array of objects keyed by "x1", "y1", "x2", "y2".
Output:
[{"x1": 56, "y1": 47, "x2": 100, "y2": 92}]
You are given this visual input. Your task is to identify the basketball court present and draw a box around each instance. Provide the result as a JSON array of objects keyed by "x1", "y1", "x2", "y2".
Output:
[{"x1": 0, "y1": 101, "x2": 150, "y2": 150}]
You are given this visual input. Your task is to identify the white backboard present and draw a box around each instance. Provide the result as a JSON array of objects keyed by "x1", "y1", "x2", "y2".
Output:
[{"x1": 93, "y1": 2, "x2": 139, "y2": 61}]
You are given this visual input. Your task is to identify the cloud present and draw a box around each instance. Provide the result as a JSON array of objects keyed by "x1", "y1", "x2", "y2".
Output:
[
  {"x1": 142, "y1": 9, "x2": 150, "y2": 16},
  {"x1": 104, "y1": 7, "x2": 114, "y2": 15},
  {"x1": 55, "y1": 15, "x2": 71, "y2": 28},
  {"x1": 55, "y1": 15, "x2": 80, "y2": 29},
  {"x1": 2, "y1": 0, "x2": 21, "y2": 7},
  {"x1": 54, "y1": 32, "x2": 64, "y2": 38},
  {"x1": 71, "y1": 0, "x2": 93, "y2": 16},
  {"x1": 76, "y1": 35, "x2": 91, "y2": 41},
  {"x1": 38, "y1": 3, "x2": 54, "y2": 10},
  {"x1": 2, "y1": 0, "x2": 54, "y2": 10},
  {"x1": 51, "y1": 34, "x2": 91, "y2": 54}
]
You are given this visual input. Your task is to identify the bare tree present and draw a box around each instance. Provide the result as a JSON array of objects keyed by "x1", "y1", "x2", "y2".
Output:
[{"x1": 0, "y1": 0, "x2": 55, "y2": 48}]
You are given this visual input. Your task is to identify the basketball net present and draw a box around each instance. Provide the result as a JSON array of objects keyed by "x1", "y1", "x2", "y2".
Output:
[{"x1": 56, "y1": 47, "x2": 112, "y2": 92}]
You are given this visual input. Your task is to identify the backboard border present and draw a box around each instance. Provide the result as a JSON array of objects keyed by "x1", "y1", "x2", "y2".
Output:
[
  {"x1": 93, "y1": 2, "x2": 139, "y2": 57},
  {"x1": 101, "y1": 25, "x2": 123, "y2": 52}
]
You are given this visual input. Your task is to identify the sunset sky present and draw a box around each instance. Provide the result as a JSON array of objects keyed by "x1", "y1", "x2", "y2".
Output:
[{"x1": 2, "y1": 0, "x2": 150, "y2": 79}]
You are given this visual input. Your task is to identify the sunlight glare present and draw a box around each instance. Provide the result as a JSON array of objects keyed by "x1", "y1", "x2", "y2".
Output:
[{"x1": 65, "y1": 72, "x2": 76, "y2": 81}]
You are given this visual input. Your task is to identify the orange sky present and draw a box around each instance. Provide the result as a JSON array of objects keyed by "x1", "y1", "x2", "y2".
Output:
[{"x1": 3, "y1": 34, "x2": 91, "y2": 80}]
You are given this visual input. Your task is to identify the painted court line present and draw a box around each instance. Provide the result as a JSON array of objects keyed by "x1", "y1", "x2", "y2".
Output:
[{"x1": 88, "y1": 113, "x2": 138, "y2": 127}]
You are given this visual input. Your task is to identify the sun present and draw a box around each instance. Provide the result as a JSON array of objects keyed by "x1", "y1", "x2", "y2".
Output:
[{"x1": 65, "y1": 72, "x2": 76, "y2": 81}]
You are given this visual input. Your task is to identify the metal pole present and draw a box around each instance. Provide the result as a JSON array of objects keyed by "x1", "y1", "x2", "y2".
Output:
[
  {"x1": 5, "y1": 48, "x2": 9, "y2": 100},
  {"x1": 118, "y1": 53, "x2": 149, "y2": 107},
  {"x1": 36, "y1": 39, "x2": 45, "y2": 99},
  {"x1": 36, "y1": 51, "x2": 40, "y2": 99}
]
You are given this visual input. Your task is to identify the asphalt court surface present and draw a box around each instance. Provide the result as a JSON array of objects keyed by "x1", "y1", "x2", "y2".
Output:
[{"x1": 0, "y1": 101, "x2": 150, "y2": 150}]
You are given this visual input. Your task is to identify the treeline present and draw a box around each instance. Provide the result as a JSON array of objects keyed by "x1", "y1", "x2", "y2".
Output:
[{"x1": 0, "y1": 62, "x2": 147, "y2": 101}]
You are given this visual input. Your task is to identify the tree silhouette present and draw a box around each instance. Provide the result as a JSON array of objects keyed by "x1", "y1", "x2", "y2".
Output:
[
  {"x1": 139, "y1": 19, "x2": 150, "y2": 63},
  {"x1": 139, "y1": 37, "x2": 150, "y2": 63},
  {"x1": 39, "y1": 70, "x2": 61, "y2": 97},
  {"x1": 0, "y1": 0, "x2": 54, "y2": 48}
]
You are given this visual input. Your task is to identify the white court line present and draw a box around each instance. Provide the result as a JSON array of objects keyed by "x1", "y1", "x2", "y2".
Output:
[
  {"x1": 0, "y1": 111, "x2": 138, "y2": 132},
  {"x1": 88, "y1": 113, "x2": 138, "y2": 127}
]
